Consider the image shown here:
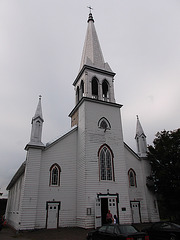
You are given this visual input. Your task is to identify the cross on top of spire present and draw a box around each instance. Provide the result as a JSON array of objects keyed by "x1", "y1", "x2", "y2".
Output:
[
  {"x1": 87, "y1": 6, "x2": 94, "y2": 22},
  {"x1": 87, "y1": 6, "x2": 93, "y2": 13}
]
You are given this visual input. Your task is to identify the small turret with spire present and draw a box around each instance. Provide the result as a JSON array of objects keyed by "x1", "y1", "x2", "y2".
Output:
[
  {"x1": 25, "y1": 96, "x2": 44, "y2": 150},
  {"x1": 135, "y1": 115, "x2": 147, "y2": 158}
]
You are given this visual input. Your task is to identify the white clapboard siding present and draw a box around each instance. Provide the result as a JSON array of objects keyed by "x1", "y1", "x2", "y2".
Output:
[
  {"x1": 76, "y1": 100, "x2": 133, "y2": 227},
  {"x1": 17, "y1": 148, "x2": 42, "y2": 230},
  {"x1": 6, "y1": 95, "x2": 159, "y2": 230},
  {"x1": 35, "y1": 128, "x2": 78, "y2": 228},
  {"x1": 124, "y1": 144, "x2": 160, "y2": 222}
]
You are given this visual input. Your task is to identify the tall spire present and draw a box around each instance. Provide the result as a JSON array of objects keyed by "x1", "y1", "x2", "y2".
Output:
[
  {"x1": 135, "y1": 116, "x2": 147, "y2": 157},
  {"x1": 135, "y1": 115, "x2": 145, "y2": 139},
  {"x1": 32, "y1": 95, "x2": 43, "y2": 122},
  {"x1": 79, "y1": 13, "x2": 113, "y2": 72}
]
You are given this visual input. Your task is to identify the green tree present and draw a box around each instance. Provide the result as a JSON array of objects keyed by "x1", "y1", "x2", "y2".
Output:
[{"x1": 147, "y1": 129, "x2": 180, "y2": 220}]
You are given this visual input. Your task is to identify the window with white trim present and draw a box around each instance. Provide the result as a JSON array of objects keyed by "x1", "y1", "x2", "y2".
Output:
[
  {"x1": 76, "y1": 86, "x2": 79, "y2": 104},
  {"x1": 49, "y1": 164, "x2": 61, "y2": 186},
  {"x1": 128, "y1": 169, "x2": 137, "y2": 187},
  {"x1": 98, "y1": 117, "x2": 111, "y2": 131},
  {"x1": 80, "y1": 80, "x2": 84, "y2": 98},
  {"x1": 99, "y1": 145, "x2": 114, "y2": 181},
  {"x1": 102, "y1": 80, "x2": 109, "y2": 101},
  {"x1": 92, "y1": 77, "x2": 98, "y2": 99}
]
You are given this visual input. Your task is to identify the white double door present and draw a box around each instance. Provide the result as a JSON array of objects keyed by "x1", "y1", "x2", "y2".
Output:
[
  {"x1": 95, "y1": 196, "x2": 117, "y2": 228},
  {"x1": 47, "y1": 202, "x2": 60, "y2": 229}
]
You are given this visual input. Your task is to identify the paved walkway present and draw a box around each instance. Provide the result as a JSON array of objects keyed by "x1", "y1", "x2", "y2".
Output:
[
  {"x1": 0, "y1": 223, "x2": 152, "y2": 240},
  {"x1": 0, "y1": 227, "x2": 90, "y2": 240}
]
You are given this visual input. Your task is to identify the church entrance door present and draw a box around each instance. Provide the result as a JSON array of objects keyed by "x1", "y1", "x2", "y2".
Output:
[
  {"x1": 108, "y1": 197, "x2": 117, "y2": 220},
  {"x1": 95, "y1": 194, "x2": 118, "y2": 227},
  {"x1": 131, "y1": 201, "x2": 141, "y2": 223},
  {"x1": 95, "y1": 198, "x2": 101, "y2": 229},
  {"x1": 46, "y1": 202, "x2": 60, "y2": 229}
]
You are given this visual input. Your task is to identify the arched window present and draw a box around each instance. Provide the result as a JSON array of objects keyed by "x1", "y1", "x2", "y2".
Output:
[
  {"x1": 128, "y1": 169, "x2": 137, "y2": 187},
  {"x1": 76, "y1": 86, "x2": 80, "y2": 104},
  {"x1": 92, "y1": 77, "x2": 98, "y2": 99},
  {"x1": 49, "y1": 164, "x2": 61, "y2": 186},
  {"x1": 98, "y1": 117, "x2": 111, "y2": 131},
  {"x1": 99, "y1": 145, "x2": 114, "y2": 181},
  {"x1": 102, "y1": 80, "x2": 109, "y2": 101},
  {"x1": 80, "y1": 80, "x2": 84, "y2": 98}
]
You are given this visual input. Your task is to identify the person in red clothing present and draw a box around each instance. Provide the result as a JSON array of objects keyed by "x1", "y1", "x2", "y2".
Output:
[{"x1": 106, "y1": 210, "x2": 113, "y2": 223}]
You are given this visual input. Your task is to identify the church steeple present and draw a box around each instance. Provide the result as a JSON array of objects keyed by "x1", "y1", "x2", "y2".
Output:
[
  {"x1": 25, "y1": 96, "x2": 44, "y2": 149},
  {"x1": 73, "y1": 13, "x2": 116, "y2": 106},
  {"x1": 79, "y1": 13, "x2": 113, "y2": 73},
  {"x1": 32, "y1": 95, "x2": 43, "y2": 122},
  {"x1": 135, "y1": 116, "x2": 147, "y2": 157}
]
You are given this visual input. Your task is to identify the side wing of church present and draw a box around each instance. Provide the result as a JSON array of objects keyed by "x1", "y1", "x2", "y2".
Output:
[{"x1": 5, "y1": 13, "x2": 159, "y2": 230}]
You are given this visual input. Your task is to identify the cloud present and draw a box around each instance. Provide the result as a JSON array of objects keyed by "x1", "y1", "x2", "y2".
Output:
[{"x1": 0, "y1": 0, "x2": 180, "y2": 196}]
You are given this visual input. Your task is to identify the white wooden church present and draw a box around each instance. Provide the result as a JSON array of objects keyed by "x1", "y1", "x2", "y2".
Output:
[{"x1": 5, "y1": 13, "x2": 159, "y2": 230}]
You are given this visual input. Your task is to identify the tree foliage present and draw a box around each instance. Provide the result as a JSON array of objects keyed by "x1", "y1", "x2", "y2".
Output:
[{"x1": 147, "y1": 129, "x2": 180, "y2": 219}]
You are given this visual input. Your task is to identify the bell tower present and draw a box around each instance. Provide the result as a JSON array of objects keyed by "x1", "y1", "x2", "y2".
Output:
[
  {"x1": 70, "y1": 13, "x2": 116, "y2": 127},
  {"x1": 69, "y1": 12, "x2": 132, "y2": 228}
]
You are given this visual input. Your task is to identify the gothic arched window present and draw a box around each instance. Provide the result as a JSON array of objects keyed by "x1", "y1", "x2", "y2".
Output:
[
  {"x1": 98, "y1": 117, "x2": 111, "y2": 131},
  {"x1": 128, "y1": 169, "x2": 137, "y2": 187},
  {"x1": 49, "y1": 164, "x2": 61, "y2": 186},
  {"x1": 102, "y1": 80, "x2": 109, "y2": 101},
  {"x1": 92, "y1": 77, "x2": 98, "y2": 99},
  {"x1": 80, "y1": 80, "x2": 84, "y2": 98},
  {"x1": 99, "y1": 145, "x2": 114, "y2": 181},
  {"x1": 76, "y1": 86, "x2": 80, "y2": 104}
]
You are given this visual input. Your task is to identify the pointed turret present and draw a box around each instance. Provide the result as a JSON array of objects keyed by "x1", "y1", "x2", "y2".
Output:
[
  {"x1": 25, "y1": 96, "x2": 44, "y2": 150},
  {"x1": 32, "y1": 95, "x2": 43, "y2": 122},
  {"x1": 135, "y1": 116, "x2": 147, "y2": 157}
]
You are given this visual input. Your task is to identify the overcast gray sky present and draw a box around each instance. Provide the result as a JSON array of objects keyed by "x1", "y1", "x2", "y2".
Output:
[{"x1": 0, "y1": 0, "x2": 180, "y2": 197}]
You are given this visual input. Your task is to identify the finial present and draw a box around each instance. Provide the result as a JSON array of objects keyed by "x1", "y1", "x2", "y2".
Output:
[
  {"x1": 87, "y1": 6, "x2": 94, "y2": 22},
  {"x1": 39, "y1": 95, "x2": 42, "y2": 100},
  {"x1": 136, "y1": 115, "x2": 139, "y2": 120},
  {"x1": 87, "y1": 6, "x2": 93, "y2": 13}
]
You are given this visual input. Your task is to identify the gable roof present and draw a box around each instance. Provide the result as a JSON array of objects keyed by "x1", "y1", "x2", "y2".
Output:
[
  {"x1": 7, "y1": 161, "x2": 26, "y2": 190},
  {"x1": 124, "y1": 142, "x2": 140, "y2": 160},
  {"x1": 45, "y1": 126, "x2": 78, "y2": 149}
]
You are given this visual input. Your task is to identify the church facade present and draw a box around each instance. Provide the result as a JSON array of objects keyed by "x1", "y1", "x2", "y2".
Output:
[{"x1": 5, "y1": 13, "x2": 159, "y2": 230}]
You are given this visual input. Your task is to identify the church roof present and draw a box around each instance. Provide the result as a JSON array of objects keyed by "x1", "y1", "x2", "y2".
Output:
[
  {"x1": 124, "y1": 142, "x2": 140, "y2": 159},
  {"x1": 45, "y1": 126, "x2": 78, "y2": 149},
  {"x1": 79, "y1": 13, "x2": 113, "y2": 73},
  {"x1": 6, "y1": 161, "x2": 26, "y2": 190}
]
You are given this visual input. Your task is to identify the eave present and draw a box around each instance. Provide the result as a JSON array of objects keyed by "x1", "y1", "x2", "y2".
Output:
[
  {"x1": 24, "y1": 142, "x2": 45, "y2": 151},
  {"x1": 73, "y1": 64, "x2": 116, "y2": 86},
  {"x1": 7, "y1": 161, "x2": 26, "y2": 190},
  {"x1": 69, "y1": 97, "x2": 123, "y2": 118},
  {"x1": 45, "y1": 126, "x2": 78, "y2": 149},
  {"x1": 124, "y1": 142, "x2": 140, "y2": 160}
]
